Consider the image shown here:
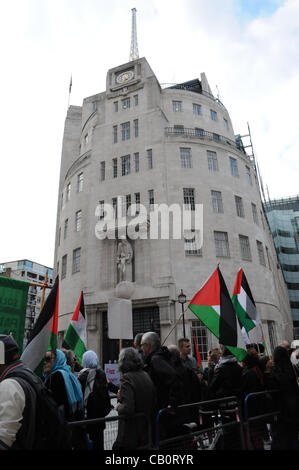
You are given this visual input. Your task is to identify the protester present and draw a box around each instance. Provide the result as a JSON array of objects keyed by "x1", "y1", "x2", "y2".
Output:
[
  {"x1": 0, "y1": 335, "x2": 29, "y2": 449},
  {"x1": 203, "y1": 348, "x2": 220, "y2": 386},
  {"x1": 43, "y1": 348, "x2": 86, "y2": 450},
  {"x1": 168, "y1": 345, "x2": 202, "y2": 422},
  {"x1": 61, "y1": 348, "x2": 76, "y2": 373},
  {"x1": 113, "y1": 347, "x2": 156, "y2": 450},
  {"x1": 134, "y1": 332, "x2": 145, "y2": 361},
  {"x1": 141, "y1": 332, "x2": 184, "y2": 441},
  {"x1": 208, "y1": 345, "x2": 242, "y2": 399},
  {"x1": 78, "y1": 350, "x2": 112, "y2": 450},
  {"x1": 178, "y1": 337, "x2": 201, "y2": 378},
  {"x1": 0, "y1": 335, "x2": 71, "y2": 450},
  {"x1": 269, "y1": 345, "x2": 299, "y2": 450},
  {"x1": 239, "y1": 351, "x2": 266, "y2": 449}
]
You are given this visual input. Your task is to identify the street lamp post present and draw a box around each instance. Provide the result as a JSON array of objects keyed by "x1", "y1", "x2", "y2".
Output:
[{"x1": 178, "y1": 289, "x2": 187, "y2": 338}]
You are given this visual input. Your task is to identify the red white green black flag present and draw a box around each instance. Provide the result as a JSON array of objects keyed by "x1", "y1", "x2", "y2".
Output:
[
  {"x1": 63, "y1": 291, "x2": 87, "y2": 364},
  {"x1": 188, "y1": 267, "x2": 247, "y2": 361},
  {"x1": 231, "y1": 268, "x2": 263, "y2": 346}
]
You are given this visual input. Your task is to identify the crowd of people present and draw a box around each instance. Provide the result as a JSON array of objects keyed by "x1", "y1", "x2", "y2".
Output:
[{"x1": 0, "y1": 332, "x2": 298, "y2": 451}]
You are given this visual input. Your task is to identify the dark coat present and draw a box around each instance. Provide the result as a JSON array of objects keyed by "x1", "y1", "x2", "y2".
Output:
[
  {"x1": 114, "y1": 369, "x2": 156, "y2": 450},
  {"x1": 208, "y1": 356, "x2": 242, "y2": 400},
  {"x1": 78, "y1": 368, "x2": 111, "y2": 436},
  {"x1": 144, "y1": 346, "x2": 184, "y2": 410}
]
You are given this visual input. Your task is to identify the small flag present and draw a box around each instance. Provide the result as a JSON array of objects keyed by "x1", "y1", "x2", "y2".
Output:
[
  {"x1": 231, "y1": 268, "x2": 263, "y2": 346},
  {"x1": 63, "y1": 291, "x2": 87, "y2": 364},
  {"x1": 21, "y1": 276, "x2": 59, "y2": 374},
  {"x1": 193, "y1": 333, "x2": 202, "y2": 370},
  {"x1": 69, "y1": 75, "x2": 72, "y2": 94},
  {"x1": 188, "y1": 267, "x2": 247, "y2": 361}
]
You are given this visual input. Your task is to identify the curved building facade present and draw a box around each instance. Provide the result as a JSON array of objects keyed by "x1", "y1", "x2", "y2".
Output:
[{"x1": 54, "y1": 57, "x2": 292, "y2": 364}]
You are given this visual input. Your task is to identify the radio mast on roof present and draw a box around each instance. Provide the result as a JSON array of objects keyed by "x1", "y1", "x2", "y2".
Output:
[{"x1": 130, "y1": 8, "x2": 139, "y2": 61}]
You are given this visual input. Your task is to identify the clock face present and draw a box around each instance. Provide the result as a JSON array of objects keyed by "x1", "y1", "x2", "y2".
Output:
[{"x1": 116, "y1": 70, "x2": 134, "y2": 84}]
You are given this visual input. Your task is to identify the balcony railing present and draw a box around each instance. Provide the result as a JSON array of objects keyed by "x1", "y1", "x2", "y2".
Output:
[{"x1": 165, "y1": 127, "x2": 248, "y2": 156}]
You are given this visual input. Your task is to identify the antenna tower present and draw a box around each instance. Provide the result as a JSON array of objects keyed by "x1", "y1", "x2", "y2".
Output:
[{"x1": 130, "y1": 8, "x2": 139, "y2": 61}]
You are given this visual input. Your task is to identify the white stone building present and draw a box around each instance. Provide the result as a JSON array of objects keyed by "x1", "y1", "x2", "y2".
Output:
[{"x1": 54, "y1": 57, "x2": 292, "y2": 365}]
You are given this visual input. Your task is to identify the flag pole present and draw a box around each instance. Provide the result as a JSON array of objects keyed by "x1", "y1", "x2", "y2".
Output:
[
  {"x1": 68, "y1": 75, "x2": 72, "y2": 108},
  {"x1": 162, "y1": 307, "x2": 189, "y2": 345},
  {"x1": 39, "y1": 269, "x2": 49, "y2": 312}
]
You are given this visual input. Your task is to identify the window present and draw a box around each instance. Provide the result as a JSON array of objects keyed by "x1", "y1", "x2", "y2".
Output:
[
  {"x1": 61, "y1": 255, "x2": 67, "y2": 280},
  {"x1": 122, "y1": 97, "x2": 130, "y2": 109},
  {"x1": 229, "y1": 157, "x2": 239, "y2": 177},
  {"x1": 214, "y1": 231, "x2": 230, "y2": 257},
  {"x1": 223, "y1": 118, "x2": 228, "y2": 130},
  {"x1": 147, "y1": 149, "x2": 153, "y2": 169},
  {"x1": 174, "y1": 125, "x2": 184, "y2": 134},
  {"x1": 210, "y1": 110, "x2": 217, "y2": 121},
  {"x1": 183, "y1": 188, "x2": 195, "y2": 210},
  {"x1": 211, "y1": 190, "x2": 223, "y2": 213},
  {"x1": 195, "y1": 128, "x2": 204, "y2": 137},
  {"x1": 126, "y1": 194, "x2": 131, "y2": 214},
  {"x1": 99, "y1": 200, "x2": 105, "y2": 219},
  {"x1": 100, "y1": 161, "x2": 105, "y2": 181},
  {"x1": 121, "y1": 122, "x2": 130, "y2": 141},
  {"x1": 191, "y1": 320, "x2": 208, "y2": 361},
  {"x1": 93, "y1": 102, "x2": 97, "y2": 112},
  {"x1": 112, "y1": 158, "x2": 117, "y2": 178},
  {"x1": 172, "y1": 100, "x2": 182, "y2": 112},
  {"x1": 84, "y1": 133, "x2": 89, "y2": 145},
  {"x1": 114, "y1": 101, "x2": 118, "y2": 112},
  {"x1": 134, "y1": 94, "x2": 138, "y2": 106},
  {"x1": 193, "y1": 103, "x2": 201, "y2": 115},
  {"x1": 134, "y1": 119, "x2": 139, "y2": 138},
  {"x1": 257, "y1": 241, "x2": 266, "y2": 266},
  {"x1": 66, "y1": 183, "x2": 71, "y2": 201},
  {"x1": 72, "y1": 248, "x2": 81, "y2": 274},
  {"x1": 235, "y1": 196, "x2": 245, "y2": 218},
  {"x1": 61, "y1": 191, "x2": 64, "y2": 209},
  {"x1": 184, "y1": 229, "x2": 202, "y2": 255},
  {"x1": 64, "y1": 219, "x2": 68, "y2": 240},
  {"x1": 180, "y1": 148, "x2": 192, "y2": 168},
  {"x1": 252, "y1": 203, "x2": 259, "y2": 225},
  {"x1": 239, "y1": 235, "x2": 251, "y2": 261},
  {"x1": 113, "y1": 125, "x2": 118, "y2": 143},
  {"x1": 121, "y1": 155, "x2": 131, "y2": 176},
  {"x1": 75, "y1": 210, "x2": 82, "y2": 232},
  {"x1": 77, "y1": 172, "x2": 83, "y2": 193},
  {"x1": 245, "y1": 166, "x2": 252, "y2": 185},
  {"x1": 134, "y1": 152, "x2": 139, "y2": 172},
  {"x1": 148, "y1": 189, "x2": 154, "y2": 209},
  {"x1": 207, "y1": 151, "x2": 218, "y2": 171},
  {"x1": 135, "y1": 192, "x2": 140, "y2": 214},
  {"x1": 112, "y1": 197, "x2": 117, "y2": 219},
  {"x1": 213, "y1": 133, "x2": 220, "y2": 142}
]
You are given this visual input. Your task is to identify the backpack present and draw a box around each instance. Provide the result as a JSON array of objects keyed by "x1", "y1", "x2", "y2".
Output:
[
  {"x1": 81, "y1": 368, "x2": 112, "y2": 419},
  {"x1": 6, "y1": 367, "x2": 72, "y2": 450}
]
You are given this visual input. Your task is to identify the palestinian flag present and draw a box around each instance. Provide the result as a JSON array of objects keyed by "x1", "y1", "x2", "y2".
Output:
[
  {"x1": 231, "y1": 268, "x2": 263, "y2": 345},
  {"x1": 62, "y1": 291, "x2": 86, "y2": 364},
  {"x1": 21, "y1": 276, "x2": 59, "y2": 374},
  {"x1": 188, "y1": 267, "x2": 247, "y2": 361}
]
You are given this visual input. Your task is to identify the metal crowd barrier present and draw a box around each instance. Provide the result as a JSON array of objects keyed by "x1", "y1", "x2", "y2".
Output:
[{"x1": 67, "y1": 390, "x2": 282, "y2": 451}]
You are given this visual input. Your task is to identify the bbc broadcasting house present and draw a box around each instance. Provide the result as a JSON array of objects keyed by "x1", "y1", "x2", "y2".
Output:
[{"x1": 54, "y1": 56, "x2": 292, "y2": 366}]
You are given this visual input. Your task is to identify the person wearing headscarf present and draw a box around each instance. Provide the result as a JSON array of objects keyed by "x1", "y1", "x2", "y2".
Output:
[
  {"x1": 78, "y1": 350, "x2": 112, "y2": 451},
  {"x1": 43, "y1": 349, "x2": 86, "y2": 449},
  {"x1": 269, "y1": 346, "x2": 299, "y2": 450},
  {"x1": 113, "y1": 347, "x2": 156, "y2": 450}
]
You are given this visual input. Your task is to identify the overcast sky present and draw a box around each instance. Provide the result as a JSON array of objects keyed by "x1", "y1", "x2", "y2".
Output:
[{"x1": 1, "y1": 0, "x2": 298, "y2": 268}]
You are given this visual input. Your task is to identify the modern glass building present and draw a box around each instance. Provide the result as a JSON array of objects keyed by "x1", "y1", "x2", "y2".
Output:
[{"x1": 264, "y1": 196, "x2": 299, "y2": 339}]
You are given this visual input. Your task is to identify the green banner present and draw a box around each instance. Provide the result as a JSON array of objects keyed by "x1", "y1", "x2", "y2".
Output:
[{"x1": 0, "y1": 276, "x2": 29, "y2": 353}]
